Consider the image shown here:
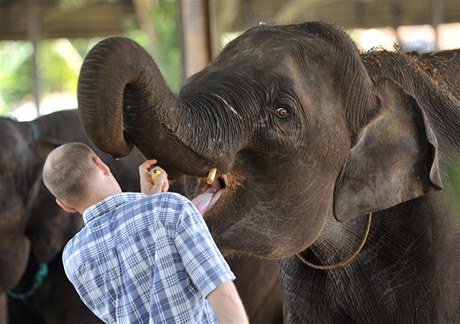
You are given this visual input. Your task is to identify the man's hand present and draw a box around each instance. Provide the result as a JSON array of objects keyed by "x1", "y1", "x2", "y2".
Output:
[{"x1": 139, "y1": 159, "x2": 169, "y2": 195}]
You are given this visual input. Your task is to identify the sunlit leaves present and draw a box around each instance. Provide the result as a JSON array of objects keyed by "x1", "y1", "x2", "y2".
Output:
[
  {"x1": 38, "y1": 39, "x2": 82, "y2": 94},
  {"x1": 0, "y1": 41, "x2": 33, "y2": 114},
  {"x1": 0, "y1": 0, "x2": 180, "y2": 115}
]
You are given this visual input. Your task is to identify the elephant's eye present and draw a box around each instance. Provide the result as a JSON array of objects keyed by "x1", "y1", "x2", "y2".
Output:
[{"x1": 275, "y1": 107, "x2": 290, "y2": 118}]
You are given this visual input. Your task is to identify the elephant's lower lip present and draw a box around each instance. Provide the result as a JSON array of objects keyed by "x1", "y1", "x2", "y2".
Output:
[
  {"x1": 206, "y1": 188, "x2": 225, "y2": 215},
  {"x1": 191, "y1": 188, "x2": 225, "y2": 216}
]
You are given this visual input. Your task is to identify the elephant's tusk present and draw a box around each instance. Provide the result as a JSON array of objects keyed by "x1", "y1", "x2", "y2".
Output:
[
  {"x1": 207, "y1": 167, "x2": 218, "y2": 185},
  {"x1": 222, "y1": 174, "x2": 230, "y2": 188}
]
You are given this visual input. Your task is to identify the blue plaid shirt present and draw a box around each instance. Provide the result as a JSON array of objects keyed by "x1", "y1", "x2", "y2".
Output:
[{"x1": 63, "y1": 192, "x2": 235, "y2": 324}]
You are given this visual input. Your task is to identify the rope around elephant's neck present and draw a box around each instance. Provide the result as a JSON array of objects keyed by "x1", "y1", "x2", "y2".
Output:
[
  {"x1": 296, "y1": 213, "x2": 372, "y2": 270},
  {"x1": 7, "y1": 263, "x2": 49, "y2": 300},
  {"x1": 28, "y1": 120, "x2": 39, "y2": 141}
]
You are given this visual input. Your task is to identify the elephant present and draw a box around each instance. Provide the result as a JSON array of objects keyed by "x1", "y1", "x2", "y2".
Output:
[
  {"x1": 76, "y1": 21, "x2": 460, "y2": 323},
  {"x1": 0, "y1": 110, "x2": 282, "y2": 324}
]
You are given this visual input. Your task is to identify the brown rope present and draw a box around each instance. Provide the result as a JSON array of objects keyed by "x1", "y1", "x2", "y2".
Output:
[{"x1": 296, "y1": 213, "x2": 372, "y2": 270}]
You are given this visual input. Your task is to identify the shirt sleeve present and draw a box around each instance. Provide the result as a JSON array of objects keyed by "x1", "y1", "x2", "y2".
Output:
[{"x1": 174, "y1": 200, "x2": 235, "y2": 298}]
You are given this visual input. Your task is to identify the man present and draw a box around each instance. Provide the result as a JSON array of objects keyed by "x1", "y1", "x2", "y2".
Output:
[{"x1": 42, "y1": 142, "x2": 248, "y2": 323}]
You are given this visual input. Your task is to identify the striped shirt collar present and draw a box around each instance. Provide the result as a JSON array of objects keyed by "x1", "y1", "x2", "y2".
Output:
[{"x1": 82, "y1": 192, "x2": 144, "y2": 224}]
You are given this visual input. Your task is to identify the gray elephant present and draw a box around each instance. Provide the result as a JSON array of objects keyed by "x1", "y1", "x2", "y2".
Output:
[
  {"x1": 77, "y1": 21, "x2": 460, "y2": 323},
  {"x1": 1, "y1": 109, "x2": 144, "y2": 323}
]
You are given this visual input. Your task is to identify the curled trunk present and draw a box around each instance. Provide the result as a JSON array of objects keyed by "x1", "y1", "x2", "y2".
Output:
[{"x1": 77, "y1": 37, "x2": 211, "y2": 178}]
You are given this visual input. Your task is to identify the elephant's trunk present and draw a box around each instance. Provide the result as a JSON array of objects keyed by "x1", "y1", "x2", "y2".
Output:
[{"x1": 77, "y1": 37, "x2": 212, "y2": 178}]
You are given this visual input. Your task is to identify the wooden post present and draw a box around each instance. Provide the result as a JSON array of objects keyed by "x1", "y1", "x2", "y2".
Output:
[
  {"x1": 28, "y1": 0, "x2": 41, "y2": 117},
  {"x1": 178, "y1": 0, "x2": 212, "y2": 79},
  {"x1": 431, "y1": 0, "x2": 443, "y2": 50}
]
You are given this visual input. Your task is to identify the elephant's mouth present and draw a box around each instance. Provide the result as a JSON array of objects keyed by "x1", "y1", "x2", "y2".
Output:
[{"x1": 192, "y1": 167, "x2": 244, "y2": 217}]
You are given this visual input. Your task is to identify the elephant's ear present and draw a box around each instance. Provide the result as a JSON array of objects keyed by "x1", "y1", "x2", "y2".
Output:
[
  {"x1": 31, "y1": 139, "x2": 64, "y2": 159},
  {"x1": 333, "y1": 78, "x2": 442, "y2": 222}
]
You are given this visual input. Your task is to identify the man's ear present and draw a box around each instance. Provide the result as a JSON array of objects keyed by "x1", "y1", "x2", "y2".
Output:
[
  {"x1": 93, "y1": 155, "x2": 110, "y2": 175},
  {"x1": 56, "y1": 198, "x2": 77, "y2": 213}
]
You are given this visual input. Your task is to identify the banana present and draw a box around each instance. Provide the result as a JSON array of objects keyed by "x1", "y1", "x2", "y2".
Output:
[
  {"x1": 149, "y1": 167, "x2": 162, "y2": 184},
  {"x1": 207, "y1": 167, "x2": 217, "y2": 185}
]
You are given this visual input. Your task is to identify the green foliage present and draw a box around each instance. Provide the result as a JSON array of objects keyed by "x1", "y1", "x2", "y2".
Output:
[
  {"x1": 124, "y1": 0, "x2": 181, "y2": 91},
  {"x1": 38, "y1": 39, "x2": 82, "y2": 94},
  {"x1": 0, "y1": 41, "x2": 33, "y2": 114},
  {"x1": 0, "y1": 0, "x2": 180, "y2": 116}
]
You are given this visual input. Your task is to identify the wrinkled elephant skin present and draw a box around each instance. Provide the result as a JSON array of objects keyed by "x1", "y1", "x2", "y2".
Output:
[{"x1": 77, "y1": 22, "x2": 460, "y2": 323}]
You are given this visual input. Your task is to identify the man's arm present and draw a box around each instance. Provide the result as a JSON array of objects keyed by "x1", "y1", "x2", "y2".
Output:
[{"x1": 207, "y1": 280, "x2": 249, "y2": 323}]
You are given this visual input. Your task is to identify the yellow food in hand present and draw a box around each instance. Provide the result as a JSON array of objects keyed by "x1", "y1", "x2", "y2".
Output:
[{"x1": 149, "y1": 168, "x2": 162, "y2": 184}]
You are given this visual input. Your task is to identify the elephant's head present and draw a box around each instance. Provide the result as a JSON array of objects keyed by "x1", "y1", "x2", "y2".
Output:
[{"x1": 78, "y1": 22, "x2": 441, "y2": 258}]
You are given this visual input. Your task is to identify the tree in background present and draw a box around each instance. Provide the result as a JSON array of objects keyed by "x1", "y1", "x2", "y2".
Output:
[
  {"x1": 0, "y1": 0, "x2": 180, "y2": 116},
  {"x1": 125, "y1": 0, "x2": 180, "y2": 91},
  {"x1": 0, "y1": 41, "x2": 33, "y2": 115}
]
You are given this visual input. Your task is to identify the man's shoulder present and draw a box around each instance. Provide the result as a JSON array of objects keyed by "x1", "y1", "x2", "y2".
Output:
[
  {"x1": 149, "y1": 191, "x2": 188, "y2": 201},
  {"x1": 141, "y1": 192, "x2": 192, "y2": 209},
  {"x1": 135, "y1": 192, "x2": 201, "y2": 227}
]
